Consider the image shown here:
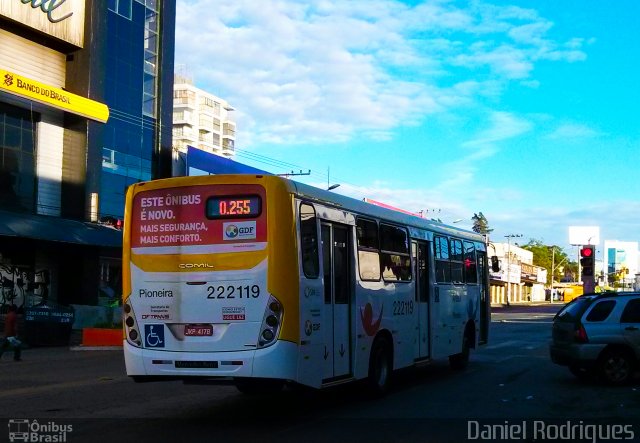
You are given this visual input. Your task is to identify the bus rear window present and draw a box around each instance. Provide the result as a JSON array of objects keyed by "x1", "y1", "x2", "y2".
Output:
[{"x1": 206, "y1": 195, "x2": 262, "y2": 219}]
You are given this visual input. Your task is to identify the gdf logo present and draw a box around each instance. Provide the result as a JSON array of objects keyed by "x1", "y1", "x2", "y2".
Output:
[
  {"x1": 223, "y1": 221, "x2": 257, "y2": 241},
  {"x1": 225, "y1": 225, "x2": 239, "y2": 238}
]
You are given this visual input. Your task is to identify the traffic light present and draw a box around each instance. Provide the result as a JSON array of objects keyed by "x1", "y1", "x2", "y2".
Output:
[
  {"x1": 490, "y1": 255, "x2": 500, "y2": 272},
  {"x1": 580, "y1": 245, "x2": 595, "y2": 277}
]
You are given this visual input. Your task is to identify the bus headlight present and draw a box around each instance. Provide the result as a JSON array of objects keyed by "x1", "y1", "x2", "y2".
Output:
[
  {"x1": 258, "y1": 295, "x2": 283, "y2": 348},
  {"x1": 123, "y1": 302, "x2": 142, "y2": 348}
]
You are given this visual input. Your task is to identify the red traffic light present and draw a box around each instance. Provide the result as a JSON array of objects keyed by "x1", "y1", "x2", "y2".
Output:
[{"x1": 580, "y1": 247, "x2": 593, "y2": 258}]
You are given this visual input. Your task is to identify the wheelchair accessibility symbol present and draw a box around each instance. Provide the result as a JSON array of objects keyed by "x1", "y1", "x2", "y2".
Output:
[{"x1": 144, "y1": 324, "x2": 165, "y2": 348}]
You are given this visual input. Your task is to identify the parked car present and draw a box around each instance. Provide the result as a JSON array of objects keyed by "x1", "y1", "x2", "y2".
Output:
[{"x1": 549, "y1": 291, "x2": 640, "y2": 384}]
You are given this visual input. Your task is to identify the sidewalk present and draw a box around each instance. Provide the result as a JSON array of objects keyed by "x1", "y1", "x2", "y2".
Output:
[
  {"x1": 491, "y1": 301, "x2": 565, "y2": 308},
  {"x1": 0, "y1": 330, "x2": 122, "y2": 360},
  {"x1": 0, "y1": 344, "x2": 119, "y2": 365},
  {"x1": 490, "y1": 301, "x2": 564, "y2": 315}
]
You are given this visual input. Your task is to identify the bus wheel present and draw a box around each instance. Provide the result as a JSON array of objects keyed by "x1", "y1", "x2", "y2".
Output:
[
  {"x1": 235, "y1": 378, "x2": 284, "y2": 395},
  {"x1": 367, "y1": 337, "x2": 392, "y2": 396},
  {"x1": 449, "y1": 334, "x2": 470, "y2": 370}
]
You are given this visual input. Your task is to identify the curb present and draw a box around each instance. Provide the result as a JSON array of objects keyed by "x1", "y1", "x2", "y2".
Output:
[{"x1": 70, "y1": 346, "x2": 122, "y2": 351}]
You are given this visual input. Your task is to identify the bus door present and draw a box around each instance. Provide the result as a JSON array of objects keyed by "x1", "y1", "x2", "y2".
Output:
[
  {"x1": 412, "y1": 241, "x2": 430, "y2": 359},
  {"x1": 478, "y1": 251, "x2": 490, "y2": 344},
  {"x1": 321, "y1": 222, "x2": 352, "y2": 380}
]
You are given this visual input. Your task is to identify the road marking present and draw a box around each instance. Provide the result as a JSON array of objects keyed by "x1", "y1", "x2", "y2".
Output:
[
  {"x1": 484, "y1": 340, "x2": 520, "y2": 350},
  {"x1": 497, "y1": 319, "x2": 552, "y2": 324},
  {"x1": 484, "y1": 340, "x2": 546, "y2": 351},
  {"x1": 493, "y1": 313, "x2": 555, "y2": 317}
]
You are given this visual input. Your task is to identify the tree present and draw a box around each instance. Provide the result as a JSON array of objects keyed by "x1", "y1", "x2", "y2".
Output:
[
  {"x1": 520, "y1": 239, "x2": 576, "y2": 285},
  {"x1": 471, "y1": 212, "x2": 493, "y2": 234}
]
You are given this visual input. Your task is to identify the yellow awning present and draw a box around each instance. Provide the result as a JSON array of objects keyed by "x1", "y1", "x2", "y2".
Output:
[{"x1": 0, "y1": 69, "x2": 109, "y2": 123}]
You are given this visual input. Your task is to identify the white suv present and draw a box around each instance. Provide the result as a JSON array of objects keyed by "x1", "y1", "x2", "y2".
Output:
[{"x1": 549, "y1": 292, "x2": 640, "y2": 384}]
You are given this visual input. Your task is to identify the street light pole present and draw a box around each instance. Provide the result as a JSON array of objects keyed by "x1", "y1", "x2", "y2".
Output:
[
  {"x1": 326, "y1": 166, "x2": 340, "y2": 190},
  {"x1": 505, "y1": 234, "x2": 522, "y2": 306}
]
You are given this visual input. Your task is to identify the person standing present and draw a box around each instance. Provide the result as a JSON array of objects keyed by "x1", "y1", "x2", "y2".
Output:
[{"x1": 0, "y1": 304, "x2": 22, "y2": 361}]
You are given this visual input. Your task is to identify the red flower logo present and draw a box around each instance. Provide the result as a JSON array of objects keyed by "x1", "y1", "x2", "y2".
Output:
[{"x1": 360, "y1": 302, "x2": 383, "y2": 336}]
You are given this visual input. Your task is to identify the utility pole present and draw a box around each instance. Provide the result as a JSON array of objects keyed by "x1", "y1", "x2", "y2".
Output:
[
  {"x1": 550, "y1": 246, "x2": 555, "y2": 303},
  {"x1": 504, "y1": 234, "x2": 522, "y2": 306}
]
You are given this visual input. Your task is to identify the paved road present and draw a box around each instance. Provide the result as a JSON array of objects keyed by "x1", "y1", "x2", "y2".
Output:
[{"x1": 1, "y1": 304, "x2": 639, "y2": 443}]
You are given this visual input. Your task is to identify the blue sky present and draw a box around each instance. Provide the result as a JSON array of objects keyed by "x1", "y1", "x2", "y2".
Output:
[{"x1": 175, "y1": 0, "x2": 640, "y2": 254}]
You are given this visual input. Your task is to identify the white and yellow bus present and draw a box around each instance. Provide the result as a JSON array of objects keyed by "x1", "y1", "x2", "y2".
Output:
[{"x1": 122, "y1": 174, "x2": 490, "y2": 393}]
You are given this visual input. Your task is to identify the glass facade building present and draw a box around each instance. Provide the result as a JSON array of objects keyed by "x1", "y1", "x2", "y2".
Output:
[
  {"x1": 101, "y1": 0, "x2": 172, "y2": 219},
  {"x1": 0, "y1": 1, "x2": 175, "y2": 311}
]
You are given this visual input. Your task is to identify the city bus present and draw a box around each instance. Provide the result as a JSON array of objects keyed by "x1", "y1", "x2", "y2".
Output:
[{"x1": 122, "y1": 174, "x2": 490, "y2": 393}]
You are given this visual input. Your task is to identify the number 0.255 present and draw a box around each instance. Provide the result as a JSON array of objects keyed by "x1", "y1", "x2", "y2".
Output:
[{"x1": 219, "y1": 199, "x2": 251, "y2": 215}]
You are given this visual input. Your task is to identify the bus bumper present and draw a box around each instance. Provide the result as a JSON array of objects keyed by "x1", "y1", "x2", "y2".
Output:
[{"x1": 124, "y1": 340, "x2": 298, "y2": 381}]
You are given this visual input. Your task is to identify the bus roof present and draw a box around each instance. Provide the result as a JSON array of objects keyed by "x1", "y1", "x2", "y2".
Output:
[
  {"x1": 129, "y1": 174, "x2": 487, "y2": 245},
  {"x1": 288, "y1": 179, "x2": 486, "y2": 245}
]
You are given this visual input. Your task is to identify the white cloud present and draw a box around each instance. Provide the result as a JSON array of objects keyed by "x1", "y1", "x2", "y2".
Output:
[
  {"x1": 325, "y1": 180, "x2": 470, "y2": 221},
  {"x1": 463, "y1": 111, "x2": 533, "y2": 147},
  {"x1": 176, "y1": 0, "x2": 589, "y2": 147},
  {"x1": 547, "y1": 123, "x2": 601, "y2": 140},
  {"x1": 508, "y1": 21, "x2": 554, "y2": 45},
  {"x1": 451, "y1": 44, "x2": 534, "y2": 79},
  {"x1": 520, "y1": 79, "x2": 540, "y2": 88}
]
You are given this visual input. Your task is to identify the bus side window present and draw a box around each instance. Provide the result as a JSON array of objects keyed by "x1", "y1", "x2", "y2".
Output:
[
  {"x1": 450, "y1": 239, "x2": 464, "y2": 284},
  {"x1": 463, "y1": 241, "x2": 478, "y2": 284},
  {"x1": 380, "y1": 223, "x2": 411, "y2": 282},
  {"x1": 300, "y1": 203, "x2": 319, "y2": 278},
  {"x1": 434, "y1": 236, "x2": 451, "y2": 283},
  {"x1": 356, "y1": 218, "x2": 380, "y2": 281}
]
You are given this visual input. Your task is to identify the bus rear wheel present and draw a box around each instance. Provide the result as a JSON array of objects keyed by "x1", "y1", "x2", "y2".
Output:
[
  {"x1": 449, "y1": 334, "x2": 470, "y2": 370},
  {"x1": 367, "y1": 337, "x2": 392, "y2": 396}
]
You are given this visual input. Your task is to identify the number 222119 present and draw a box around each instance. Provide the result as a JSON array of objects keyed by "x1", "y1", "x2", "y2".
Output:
[{"x1": 207, "y1": 285, "x2": 260, "y2": 299}]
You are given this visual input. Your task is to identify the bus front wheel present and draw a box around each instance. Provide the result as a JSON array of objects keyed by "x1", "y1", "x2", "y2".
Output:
[{"x1": 367, "y1": 336, "x2": 392, "y2": 396}]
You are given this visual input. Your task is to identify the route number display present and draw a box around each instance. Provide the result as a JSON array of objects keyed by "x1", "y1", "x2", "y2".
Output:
[{"x1": 206, "y1": 195, "x2": 261, "y2": 219}]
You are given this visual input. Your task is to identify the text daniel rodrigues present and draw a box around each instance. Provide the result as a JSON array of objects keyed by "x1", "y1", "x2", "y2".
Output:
[{"x1": 467, "y1": 420, "x2": 635, "y2": 442}]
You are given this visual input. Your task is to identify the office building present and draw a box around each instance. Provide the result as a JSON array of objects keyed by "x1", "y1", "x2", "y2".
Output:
[
  {"x1": 0, "y1": 0, "x2": 175, "y2": 310},
  {"x1": 603, "y1": 240, "x2": 639, "y2": 289}
]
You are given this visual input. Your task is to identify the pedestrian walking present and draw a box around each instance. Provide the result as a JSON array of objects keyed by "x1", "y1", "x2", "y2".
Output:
[{"x1": 0, "y1": 304, "x2": 22, "y2": 361}]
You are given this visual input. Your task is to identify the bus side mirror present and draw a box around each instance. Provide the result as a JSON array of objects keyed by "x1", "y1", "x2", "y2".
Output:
[{"x1": 491, "y1": 256, "x2": 500, "y2": 272}]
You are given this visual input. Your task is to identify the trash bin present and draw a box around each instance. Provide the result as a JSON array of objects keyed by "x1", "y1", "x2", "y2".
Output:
[{"x1": 23, "y1": 305, "x2": 75, "y2": 347}]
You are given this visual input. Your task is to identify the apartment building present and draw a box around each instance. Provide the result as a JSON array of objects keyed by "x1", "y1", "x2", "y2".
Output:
[{"x1": 173, "y1": 75, "x2": 236, "y2": 159}]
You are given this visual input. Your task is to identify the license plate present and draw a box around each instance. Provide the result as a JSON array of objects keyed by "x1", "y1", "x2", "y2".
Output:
[{"x1": 184, "y1": 324, "x2": 213, "y2": 336}]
